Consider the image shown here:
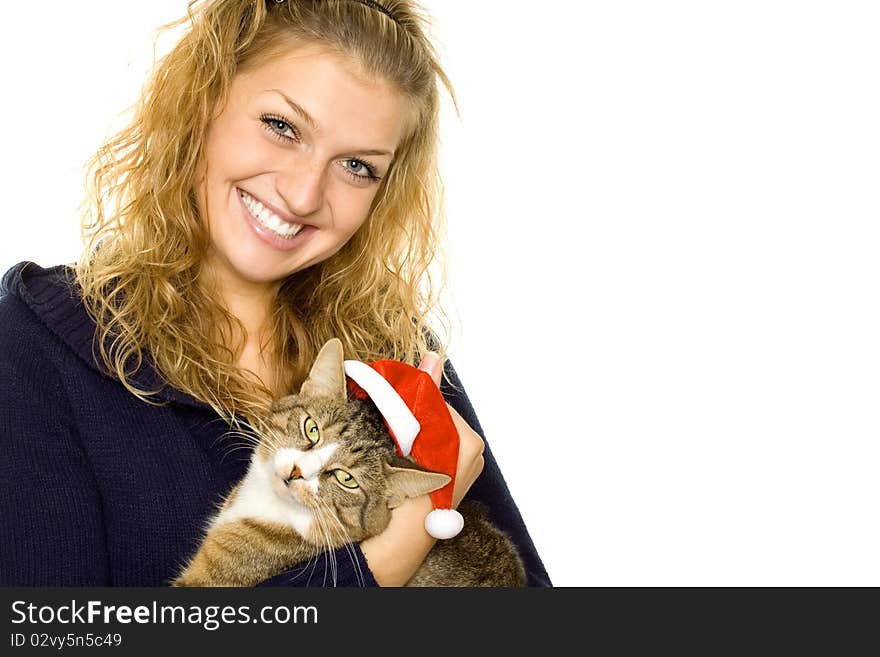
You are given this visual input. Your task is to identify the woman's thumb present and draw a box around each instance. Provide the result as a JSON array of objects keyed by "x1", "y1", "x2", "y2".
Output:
[{"x1": 418, "y1": 351, "x2": 443, "y2": 388}]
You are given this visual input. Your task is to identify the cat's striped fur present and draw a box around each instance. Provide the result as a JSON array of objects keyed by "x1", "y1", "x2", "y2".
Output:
[{"x1": 173, "y1": 338, "x2": 526, "y2": 587}]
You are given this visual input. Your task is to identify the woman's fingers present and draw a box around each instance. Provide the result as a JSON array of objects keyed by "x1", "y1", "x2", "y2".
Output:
[
  {"x1": 417, "y1": 351, "x2": 443, "y2": 387},
  {"x1": 446, "y1": 402, "x2": 486, "y2": 508},
  {"x1": 416, "y1": 350, "x2": 485, "y2": 508},
  {"x1": 447, "y1": 403, "x2": 485, "y2": 458}
]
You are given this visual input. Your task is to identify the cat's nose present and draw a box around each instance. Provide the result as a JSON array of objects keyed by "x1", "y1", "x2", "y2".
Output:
[{"x1": 284, "y1": 464, "x2": 303, "y2": 484}]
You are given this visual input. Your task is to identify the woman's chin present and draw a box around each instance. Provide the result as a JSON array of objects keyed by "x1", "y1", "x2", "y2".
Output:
[{"x1": 208, "y1": 248, "x2": 302, "y2": 288}]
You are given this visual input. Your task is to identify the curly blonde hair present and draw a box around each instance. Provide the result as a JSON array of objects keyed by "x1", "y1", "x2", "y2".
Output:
[{"x1": 74, "y1": 0, "x2": 459, "y2": 429}]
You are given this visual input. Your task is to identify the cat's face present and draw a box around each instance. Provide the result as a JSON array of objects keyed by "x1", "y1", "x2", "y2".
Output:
[{"x1": 249, "y1": 338, "x2": 448, "y2": 546}]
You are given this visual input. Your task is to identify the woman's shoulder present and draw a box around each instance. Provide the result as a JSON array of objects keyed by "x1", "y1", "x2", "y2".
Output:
[
  {"x1": 1, "y1": 260, "x2": 78, "y2": 303},
  {"x1": 0, "y1": 260, "x2": 90, "y2": 364}
]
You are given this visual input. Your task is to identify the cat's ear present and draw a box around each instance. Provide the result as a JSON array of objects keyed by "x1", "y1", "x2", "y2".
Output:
[
  {"x1": 299, "y1": 338, "x2": 347, "y2": 400},
  {"x1": 383, "y1": 459, "x2": 451, "y2": 509}
]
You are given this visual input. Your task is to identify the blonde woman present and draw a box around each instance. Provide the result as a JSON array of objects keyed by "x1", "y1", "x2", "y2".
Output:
[{"x1": 0, "y1": 0, "x2": 550, "y2": 586}]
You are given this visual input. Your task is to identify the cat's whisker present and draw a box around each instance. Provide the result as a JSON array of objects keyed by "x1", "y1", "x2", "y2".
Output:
[
  {"x1": 313, "y1": 504, "x2": 338, "y2": 587},
  {"x1": 214, "y1": 446, "x2": 257, "y2": 465},
  {"x1": 250, "y1": 417, "x2": 285, "y2": 446},
  {"x1": 325, "y1": 513, "x2": 340, "y2": 588},
  {"x1": 318, "y1": 502, "x2": 344, "y2": 588},
  {"x1": 308, "y1": 507, "x2": 330, "y2": 587},
  {"x1": 283, "y1": 550, "x2": 318, "y2": 585},
  {"x1": 216, "y1": 443, "x2": 257, "y2": 457},
  {"x1": 243, "y1": 421, "x2": 284, "y2": 454},
  {"x1": 315, "y1": 497, "x2": 364, "y2": 587},
  {"x1": 320, "y1": 498, "x2": 363, "y2": 588},
  {"x1": 266, "y1": 431, "x2": 288, "y2": 453},
  {"x1": 205, "y1": 425, "x2": 263, "y2": 465},
  {"x1": 277, "y1": 529, "x2": 323, "y2": 587},
  {"x1": 214, "y1": 432, "x2": 262, "y2": 449},
  {"x1": 213, "y1": 426, "x2": 264, "y2": 449},
  {"x1": 306, "y1": 541, "x2": 324, "y2": 587},
  {"x1": 226, "y1": 432, "x2": 262, "y2": 448}
]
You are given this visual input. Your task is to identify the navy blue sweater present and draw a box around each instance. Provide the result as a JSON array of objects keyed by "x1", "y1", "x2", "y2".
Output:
[{"x1": 0, "y1": 261, "x2": 551, "y2": 587}]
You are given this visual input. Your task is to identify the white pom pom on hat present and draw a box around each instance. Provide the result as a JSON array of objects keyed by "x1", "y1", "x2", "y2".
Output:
[{"x1": 425, "y1": 508, "x2": 465, "y2": 540}]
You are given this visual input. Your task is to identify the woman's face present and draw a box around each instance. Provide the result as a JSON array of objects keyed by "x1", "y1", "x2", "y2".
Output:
[{"x1": 195, "y1": 42, "x2": 411, "y2": 288}]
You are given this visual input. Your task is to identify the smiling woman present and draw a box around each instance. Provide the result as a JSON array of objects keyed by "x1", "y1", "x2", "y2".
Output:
[
  {"x1": 76, "y1": 1, "x2": 448, "y2": 406},
  {"x1": 0, "y1": 0, "x2": 551, "y2": 589},
  {"x1": 194, "y1": 41, "x2": 417, "y2": 391},
  {"x1": 197, "y1": 43, "x2": 410, "y2": 286}
]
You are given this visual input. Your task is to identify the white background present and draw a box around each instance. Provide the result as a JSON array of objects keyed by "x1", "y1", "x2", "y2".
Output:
[{"x1": 2, "y1": 1, "x2": 879, "y2": 586}]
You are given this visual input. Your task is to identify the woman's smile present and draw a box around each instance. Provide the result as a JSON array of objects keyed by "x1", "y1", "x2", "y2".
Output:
[{"x1": 238, "y1": 188, "x2": 317, "y2": 251}]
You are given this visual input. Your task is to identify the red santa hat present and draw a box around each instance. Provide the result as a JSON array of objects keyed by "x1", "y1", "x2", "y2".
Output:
[{"x1": 343, "y1": 359, "x2": 464, "y2": 539}]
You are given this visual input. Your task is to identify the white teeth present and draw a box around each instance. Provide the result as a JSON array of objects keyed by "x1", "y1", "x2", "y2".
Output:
[{"x1": 240, "y1": 190, "x2": 304, "y2": 239}]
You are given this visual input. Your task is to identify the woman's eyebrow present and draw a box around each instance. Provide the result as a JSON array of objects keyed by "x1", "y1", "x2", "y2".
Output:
[
  {"x1": 268, "y1": 88, "x2": 320, "y2": 131},
  {"x1": 266, "y1": 88, "x2": 395, "y2": 158}
]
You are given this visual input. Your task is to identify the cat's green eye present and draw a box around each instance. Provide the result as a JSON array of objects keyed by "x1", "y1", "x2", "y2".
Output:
[
  {"x1": 303, "y1": 417, "x2": 320, "y2": 445},
  {"x1": 333, "y1": 469, "x2": 358, "y2": 489}
]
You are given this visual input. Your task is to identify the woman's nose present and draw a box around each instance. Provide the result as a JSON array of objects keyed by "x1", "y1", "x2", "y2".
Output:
[{"x1": 275, "y1": 158, "x2": 325, "y2": 219}]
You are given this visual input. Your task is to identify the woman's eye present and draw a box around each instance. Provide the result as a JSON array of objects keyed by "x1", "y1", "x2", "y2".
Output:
[
  {"x1": 260, "y1": 114, "x2": 381, "y2": 184},
  {"x1": 261, "y1": 115, "x2": 297, "y2": 141},
  {"x1": 333, "y1": 469, "x2": 359, "y2": 489},
  {"x1": 342, "y1": 158, "x2": 381, "y2": 183},
  {"x1": 303, "y1": 417, "x2": 320, "y2": 445},
  {"x1": 345, "y1": 160, "x2": 368, "y2": 176}
]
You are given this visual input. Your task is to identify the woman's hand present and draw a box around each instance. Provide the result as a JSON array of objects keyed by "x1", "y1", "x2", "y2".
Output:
[
  {"x1": 357, "y1": 351, "x2": 485, "y2": 586},
  {"x1": 417, "y1": 352, "x2": 485, "y2": 508}
]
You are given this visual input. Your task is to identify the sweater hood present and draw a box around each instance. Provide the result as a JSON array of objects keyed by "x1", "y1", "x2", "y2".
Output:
[{"x1": 0, "y1": 260, "x2": 212, "y2": 412}]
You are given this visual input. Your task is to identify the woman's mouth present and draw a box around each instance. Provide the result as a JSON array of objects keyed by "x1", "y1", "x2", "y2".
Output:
[
  {"x1": 237, "y1": 188, "x2": 315, "y2": 252},
  {"x1": 239, "y1": 189, "x2": 304, "y2": 239}
]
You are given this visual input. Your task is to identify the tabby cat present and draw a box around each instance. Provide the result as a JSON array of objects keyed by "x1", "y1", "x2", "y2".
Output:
[{"x1": 173, "y1": 338, "x2": 526, "y2": 587}]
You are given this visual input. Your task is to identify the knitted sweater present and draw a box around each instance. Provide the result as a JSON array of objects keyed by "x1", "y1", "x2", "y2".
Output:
[{"x1": 0, "y1": 261, "x2": 551, "y2": 587}]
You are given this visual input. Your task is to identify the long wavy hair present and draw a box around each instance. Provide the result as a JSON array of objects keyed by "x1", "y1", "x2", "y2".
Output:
[{"x1": 74, "y1": 0, "x2": 459, "y2": 429}]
